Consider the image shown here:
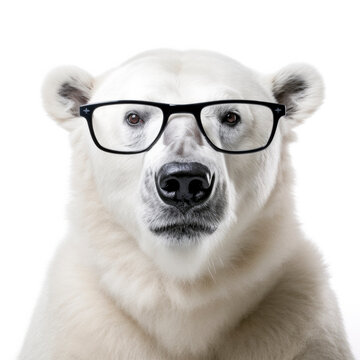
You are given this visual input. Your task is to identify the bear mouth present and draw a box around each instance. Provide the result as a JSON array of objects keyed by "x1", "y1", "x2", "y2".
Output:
[{"x1": 150, "y1": 222, "x2": 216, "y2": 241}]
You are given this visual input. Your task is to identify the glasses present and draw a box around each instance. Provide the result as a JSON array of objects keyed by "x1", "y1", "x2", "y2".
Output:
[{"x1": 79, "y1": 100, "x2": 286, "y2": 154}]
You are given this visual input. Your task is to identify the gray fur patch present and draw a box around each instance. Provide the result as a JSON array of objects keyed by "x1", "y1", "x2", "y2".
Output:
[
  {"x1": 273, "y1": 76, "x2": 308, "y2": 114},
  {"x1": 58, "y1": 78, "x2": 90, "y2": 116},
  {"x1": 163, "y1": 126, "x2": 204, "y2": 148}
]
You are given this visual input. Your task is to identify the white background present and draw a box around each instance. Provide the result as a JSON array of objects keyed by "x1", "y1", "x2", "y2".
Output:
[{"x1": 1, "y1": 0, "x2": 359, "y2": 358}]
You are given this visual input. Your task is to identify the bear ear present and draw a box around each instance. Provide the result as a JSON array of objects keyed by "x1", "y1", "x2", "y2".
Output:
[
  {"x1": 42, "y1": 66, "x2": 93, "y2": 131},
  {"x1": 272, "y1": 63, "x2": 324, "y2": 127}
]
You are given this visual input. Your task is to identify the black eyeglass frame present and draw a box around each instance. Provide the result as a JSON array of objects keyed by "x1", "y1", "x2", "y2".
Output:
[{"x1": 79, "y1": 100, "x2": 286, "y2": 155}]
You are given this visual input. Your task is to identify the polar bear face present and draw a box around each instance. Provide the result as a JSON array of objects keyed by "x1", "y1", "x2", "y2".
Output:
[{"x1": 43, "y1": 50, "x2": 323, "y2": 279}]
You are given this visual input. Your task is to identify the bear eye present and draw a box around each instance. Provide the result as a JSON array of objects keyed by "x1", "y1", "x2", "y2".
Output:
[
  {"x1": 222, "y1": 112, "x2": 240, "y2": 126},
  {"x1": 126, "y1": 113, "x2": 143, "y2": 126}
]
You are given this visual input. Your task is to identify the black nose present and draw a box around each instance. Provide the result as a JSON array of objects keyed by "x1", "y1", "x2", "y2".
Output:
[{"x1": 156, "y1": 162, "x2": 214, "y2": 212}]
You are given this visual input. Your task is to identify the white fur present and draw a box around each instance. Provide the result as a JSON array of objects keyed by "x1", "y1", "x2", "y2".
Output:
[{"x1": 19, "y1": 50, "x2": 354, "y2": 359}]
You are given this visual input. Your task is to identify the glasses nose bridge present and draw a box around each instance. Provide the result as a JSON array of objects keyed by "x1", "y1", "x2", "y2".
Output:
[
  {"x1": 163, "y1": 105, "x2": 202, "y2": 135},
  {"x1": 166, "y1": 104, "x2": 200, "y2": 120}
]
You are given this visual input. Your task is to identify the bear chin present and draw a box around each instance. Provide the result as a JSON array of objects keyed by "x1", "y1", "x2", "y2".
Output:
[{"x1": 150, "y1": 221, "x2": 217, "y2": 244}]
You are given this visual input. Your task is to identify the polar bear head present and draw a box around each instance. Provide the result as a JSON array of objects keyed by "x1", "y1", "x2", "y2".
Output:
[{"x1": 43, "y1": 50, "x2": 323, "y2": 279}]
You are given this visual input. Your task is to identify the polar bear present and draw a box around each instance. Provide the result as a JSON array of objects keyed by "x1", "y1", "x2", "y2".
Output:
[{"x1": 19, "y1": 50, "x2": 354, "y2": 359}]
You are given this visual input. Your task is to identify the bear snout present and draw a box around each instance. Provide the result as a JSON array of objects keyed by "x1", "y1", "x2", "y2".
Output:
[{"x1": 155, "y1": 162, "x2": 214, "y2": 213}]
